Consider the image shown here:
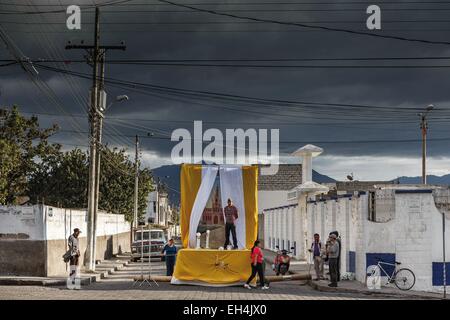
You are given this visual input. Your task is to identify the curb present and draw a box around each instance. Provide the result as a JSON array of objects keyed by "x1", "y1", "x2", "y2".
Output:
[
  {"x1": 0, "y1": 259, "x2": 131, "y2": 287},
  {"x1": 309, "y1": 280, "x2": 441, "y2": 300},
  {"x1": 0, "y1": 276, "x2": 96, "y2": 287}
]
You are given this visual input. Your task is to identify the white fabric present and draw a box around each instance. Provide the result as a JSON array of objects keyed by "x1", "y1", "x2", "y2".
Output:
[
  {"x1": 219, "y1": 165, "x2": 246, "y2": 249},
  {"x1": 188, "y1": 165, "x2": 218, "y2": 248}
]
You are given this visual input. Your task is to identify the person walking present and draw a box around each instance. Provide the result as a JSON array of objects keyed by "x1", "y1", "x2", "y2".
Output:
[
  {"x1": 327, "y1": 233, "x2": 340, "y2": 287},
  {"x1": 223, "y1": 198, "x2": 239, "y2": 249},
  {"x1": 308, "y1": 233, "x2": 324, "y2": 280},
  {"x1": 68, "y1": 228, "x2": 81, "y2": 280},
  {"x1": 244, "y1": 240, "x2": 269, "y2": 290},
  {"x1": 161, "y1": 238, "x2": 177, "y2": 276}
]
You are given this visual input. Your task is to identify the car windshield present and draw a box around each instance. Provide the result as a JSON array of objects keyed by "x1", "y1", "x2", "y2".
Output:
[
  {"x1": 135, "y1": 231, "x2": 150, "y2": 241},
  {"x1": 151, "y1": 231, "x2": 164, "y2": 240}
]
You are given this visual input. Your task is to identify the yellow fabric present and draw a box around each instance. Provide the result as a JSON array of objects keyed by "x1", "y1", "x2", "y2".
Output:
[
  {"x1": 242, "y1": 165, "x2": 259, "y2": 249},
  {"x1": 180, "y1": 164, "x2": 259, "y2": 250},
  {"x1": 173, "y1": 249, "x2": 254, "y2": 284},
  {"x1": 180, "y1": 164, "x2": 202, "y2": 248}
]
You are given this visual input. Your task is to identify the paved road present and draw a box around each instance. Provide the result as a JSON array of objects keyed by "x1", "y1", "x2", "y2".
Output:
[{"x1": 0, "y1": 259, "x2": 403, "y2": 300}]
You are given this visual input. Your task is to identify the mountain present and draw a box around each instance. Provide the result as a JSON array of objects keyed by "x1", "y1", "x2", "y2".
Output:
[
  {"x1": 312, "y1": 170, "x2": 336, "y2": 183},
  {"x1": 152, "y1": 164, "x2": 336, "y2": 206},
  {"x1": 397, "y1": 174, "x2": 450, "y2": 185},
  {"x1": 152, "y1": 165, "x2": 181, "y2": 206}
]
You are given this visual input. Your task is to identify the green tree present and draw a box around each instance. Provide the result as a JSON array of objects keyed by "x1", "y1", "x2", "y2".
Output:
[
  {"x1": 2, "y1": 107, "x2": 154, "y2": 221},
  {"x1": 28, "y1": 145, "x2": 154, "y2": 222},
  {"x1": 99, "y1": 146, "x2": 154, "y2": 222},
  {"x1": 28, "y1": 148, "x2": 88, "y2": 208},
  {"x1": 0, "y1": 106, "x2": 60, "y2": 204}
]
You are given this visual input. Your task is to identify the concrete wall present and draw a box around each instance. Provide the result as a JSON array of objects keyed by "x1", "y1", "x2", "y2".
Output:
[
  {"x1": 0, "y1": 205, "x2": 131, "y2": 277},
  {"x1": 258, "y1": 191, "x2": 288, "y2": 214},
  {"x1": 263, "y1": 187, "x2": 450, "y2": 292}
]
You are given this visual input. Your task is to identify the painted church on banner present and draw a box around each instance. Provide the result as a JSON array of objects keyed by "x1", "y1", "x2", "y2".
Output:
[{"x1": 200, "y1": 184, "x2": 225, "y2": 226}]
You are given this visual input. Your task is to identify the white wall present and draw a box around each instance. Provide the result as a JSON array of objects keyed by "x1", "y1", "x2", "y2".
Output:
[
  {"x1": 0, "y1": 205, "x2": 130, "y2": 241},
  {"x1": 0, "y1": 205, "x2": 44, "y2": 240},
  {"x1": 258, "y1": 190, "x2": 289, "y2": 214}
]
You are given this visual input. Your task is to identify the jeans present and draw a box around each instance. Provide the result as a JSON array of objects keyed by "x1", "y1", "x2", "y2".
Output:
[
  {"x1": 224, "y1": 223, "x2": 238, "y2": 248},
  {"x1": 166, "y1": 257, "x2": 176, "y2": 276},
  {"x1": 246, "y1": 263, "x2": 267, "y2": 287}
]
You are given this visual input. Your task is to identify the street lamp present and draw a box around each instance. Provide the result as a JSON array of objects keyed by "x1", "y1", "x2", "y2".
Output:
[
  {"x1": 418, "y1": 104, "x2": 434, "y2": 184},
  {"x1": 99, "y1": 94, "x2": 129, "y2": 115}
]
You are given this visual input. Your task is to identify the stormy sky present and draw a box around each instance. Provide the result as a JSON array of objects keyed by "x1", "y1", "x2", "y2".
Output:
[{"x1": 2, "y1": 0, "x2": 450, "y2": 181}]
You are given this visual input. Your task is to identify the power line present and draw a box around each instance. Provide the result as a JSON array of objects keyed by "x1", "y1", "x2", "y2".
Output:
[
  {"x1": 54, "y1": 128, "x2": 450, "y2": 144},
  {"x1": 18, "y1": 110, "x2": 450, "y2": 125},
  {"x1": 4, "y1": 1, "x2": 450, "y2": 6},
  {"x1": 155, "y1": 0, "x2": 450, "y2": 45},
  {"x1": 8, "y1": 7, "x2": 450, "y2": 14},
  {"x1": 7, "y1": 56, "x2": 450, "y2": 63},
  {"x1": 7, "y1": 20, "x2": 450, "y2": 25},
  {"x1": 34, "y1": 63, "x2": 432, "y2": 114}
]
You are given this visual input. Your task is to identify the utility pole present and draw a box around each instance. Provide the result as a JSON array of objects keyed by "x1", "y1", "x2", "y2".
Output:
[
  {"x1": 66, "y1": 7, "x2": 125, "y2": 271},
  {"x1": 86, "y1": 6, "x2": 100, "y2": 272},
  {"x1": 134, "y1": 135, "x2": 140, "y2": 229},
  {"x1": 92, "y1": 50, "x2": 106, "y2": 263},
  {"x1": 418, "y1": 104, "x2": 434, "y2": 185},
  {"x1": 420, "y1": 114, "x2": 427, "y2": 185}
]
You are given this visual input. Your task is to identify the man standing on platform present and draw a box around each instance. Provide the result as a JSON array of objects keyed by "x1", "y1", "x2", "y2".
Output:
[{"x1": 224, "y1": 198, "x2": 239, "y2": 249}]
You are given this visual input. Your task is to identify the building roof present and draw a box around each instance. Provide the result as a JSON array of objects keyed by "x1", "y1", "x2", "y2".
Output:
[
  {"x1": 335, "y1": 180, "x2": 398, "y2": 192},
  {"x1": 258, "y1": 164, "x2": 302, "y2": 191},
  {"x1": 292, "y1": 144, "x2": 323, "y2": 157}
]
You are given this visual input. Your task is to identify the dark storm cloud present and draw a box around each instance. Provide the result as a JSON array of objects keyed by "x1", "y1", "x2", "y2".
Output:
[{"x1": 2, "y1": 0, "x2": 450, "y2": 167}]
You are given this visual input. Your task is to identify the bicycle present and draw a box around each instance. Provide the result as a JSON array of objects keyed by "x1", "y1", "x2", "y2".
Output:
[{"x1": 366, "y1": 257, "x2": 416, "y2": 291}]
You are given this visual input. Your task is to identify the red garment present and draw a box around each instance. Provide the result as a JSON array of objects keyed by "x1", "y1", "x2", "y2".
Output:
[{"x1": 251, "y1": 247, "x2": 263, "y2": 264}]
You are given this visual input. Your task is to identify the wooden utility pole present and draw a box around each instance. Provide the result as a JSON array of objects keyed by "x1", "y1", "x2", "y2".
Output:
[
  {"x1": 86, "y1": 6, "x2": 100, "y2": 272},
  {"x1": 66, "y1": 7, "x2": 125, "y2": 271},
  {"x1": 420, "y1": 114, "x2": 428, "y2": 185}
]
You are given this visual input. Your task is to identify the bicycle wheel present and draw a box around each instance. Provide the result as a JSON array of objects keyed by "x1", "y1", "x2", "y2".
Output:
[{"x1": 394, "y1": 268, "x2": 415, "y2": 291}]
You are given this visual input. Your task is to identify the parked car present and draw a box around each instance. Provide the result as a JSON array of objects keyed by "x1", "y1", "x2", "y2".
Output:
[{"x1": 131, "y1": 229, "x2": 166, "y2": 262}]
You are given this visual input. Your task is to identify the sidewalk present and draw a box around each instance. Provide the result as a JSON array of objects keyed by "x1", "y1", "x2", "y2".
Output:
[
  {"x1": 0, "y1": 254, "x2": 131, "y2": 287},
  {"x1": 309, "y1": 279, "x2": 446, "y2": 300},
  {"x1": 261, "y1": 249, "x2": 446, "y2": 299}
]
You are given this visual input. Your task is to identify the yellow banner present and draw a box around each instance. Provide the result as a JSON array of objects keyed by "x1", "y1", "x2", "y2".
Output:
[
  {"x1": 173, "y1": 249, "x2": 253, "y2": 284},
  {"x1": 180, "y1": 164, "x2": 258, "y2": 249}
]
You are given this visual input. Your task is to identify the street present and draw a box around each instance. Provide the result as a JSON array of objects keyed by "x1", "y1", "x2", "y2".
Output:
[{"x1": 0, "y1": 259, "x2": 406, "y2": 300}]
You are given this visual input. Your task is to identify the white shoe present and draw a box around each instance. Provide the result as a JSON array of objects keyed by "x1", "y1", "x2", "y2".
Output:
[
  {"x1": 243, "y1": 284, "x2": 252, "y2": 289},
  {"x1": 262, "y1": 286, "x2": 270, "y2": 290}
]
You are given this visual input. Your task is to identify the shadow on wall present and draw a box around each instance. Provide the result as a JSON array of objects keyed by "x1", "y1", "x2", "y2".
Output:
[{"x1": 106, "y1": 236, "x2": 113, "y2": 260}]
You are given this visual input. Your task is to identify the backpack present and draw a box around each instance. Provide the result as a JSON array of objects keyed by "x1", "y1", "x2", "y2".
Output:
[{"x1": 62, "y1": 250, "x2": 71, "y2": 263}]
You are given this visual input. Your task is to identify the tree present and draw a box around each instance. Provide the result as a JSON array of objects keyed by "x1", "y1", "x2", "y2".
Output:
[
  {"x1": 2, "y1": 107, "x2": 154, "y2": 221},
  {"x1": 99, "y1": 146, "x2": 153, "y2": 222},
  {"x1": 0, "y1": 106, "x2": 60, "y2": 204},
  {"x1": 28, "y1": 148, "x2": 88, "y2": 208},
  {"x1": 28, "y1": 145, "x2": 154, "y2": 222}
]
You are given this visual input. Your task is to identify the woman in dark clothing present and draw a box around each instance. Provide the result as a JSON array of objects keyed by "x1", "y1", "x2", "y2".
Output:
[
  {"x1": 244, "y1": 240, "x2": 269, "y2": 290},
  {"x1": 161, "y1": 238, "x2": 177, "y2": 276}
]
